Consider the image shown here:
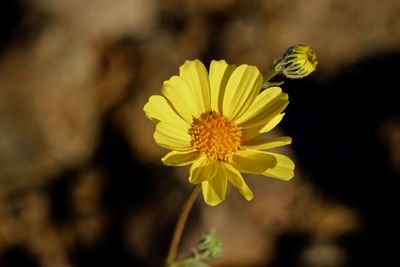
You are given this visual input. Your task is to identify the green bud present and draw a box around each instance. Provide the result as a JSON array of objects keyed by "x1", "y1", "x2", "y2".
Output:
[{"x1": 274, "y1": 44, "x2": 317, "y2": 79}]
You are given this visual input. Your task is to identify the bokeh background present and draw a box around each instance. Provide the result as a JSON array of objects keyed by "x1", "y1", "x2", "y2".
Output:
[{"x1": 1, "y1": 0, "x2": 400, "y2": 266}]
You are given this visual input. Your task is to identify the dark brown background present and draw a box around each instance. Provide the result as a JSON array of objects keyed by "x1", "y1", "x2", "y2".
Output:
[{"x1": 1, "y1": 0, "x2": 399, "y2": 266}]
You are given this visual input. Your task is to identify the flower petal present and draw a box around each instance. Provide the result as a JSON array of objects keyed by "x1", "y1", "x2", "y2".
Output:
[
  {"x1": 259, "y1": 113, "x2": 285, "y2": 133},
  {"x1": 162, "y1": 76, "x2": 201, "y2": 123},
  {"x1": 223, "y1": 163, "x2": 253, "y2": 201},
  {"x1": 222, "y1": 65, "x2": 263, "y2": 120},
  {"x1": 143, "y1": 95, "x2": 191, "y2": 131},
  {"x1": 179, "y1": 60, "x2": 211, "y2": 114},
  {"x1": 201, "y1": 164, "x2": 227, "y2": 206},
  {"x1": 262, "y1": 152, "x2": 295, "y2": 181},
  {"x1": 162, "y1": 149, "x2": 200, "y2": 166},
  {"x1": 242, "y1": 113, "x2": 285, "y2": 141},
  {"x1": 209, "y1": 60, "x2": 236, "y2": 112},
  {"x1": 229, "y1": 149, "x2": 276, "y2": 174},
  {"x1": 154, "y1": 122, "x2": 192, "y2": 151},
  {"x1": 189, "y1": 154, "x2": 217, "y2": 184},
  {"x1": 235, "y1": 87, "x2": 286, "y2": 125},
  {"x1": 243, "y1": 136, "x2": 292, "y2": 150}
]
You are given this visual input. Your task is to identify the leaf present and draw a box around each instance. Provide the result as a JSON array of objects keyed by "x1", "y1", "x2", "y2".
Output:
[{"x1": 175, "y1": 259, "x2": 211, "y2": 267}]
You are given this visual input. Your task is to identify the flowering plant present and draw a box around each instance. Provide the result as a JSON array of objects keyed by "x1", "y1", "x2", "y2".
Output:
[{"x1": 143, "y1": 44, "x2": 317, "y2": 266}]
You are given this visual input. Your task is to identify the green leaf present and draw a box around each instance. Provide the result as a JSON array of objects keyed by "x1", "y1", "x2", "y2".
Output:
[{"x1": 175, "y1": 259, "x2": 211, "y2": 267}]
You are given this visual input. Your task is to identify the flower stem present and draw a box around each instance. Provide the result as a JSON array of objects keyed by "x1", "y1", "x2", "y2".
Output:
[
  {"x1": 262, "y1": 69, "x2": 285, "y2": 89},
  {"x1": 165, "y1": 185, "x2": 201, "y2": 266},
  {"x1": 263, "y1": 69, "x2": 278, "y2": 85}
]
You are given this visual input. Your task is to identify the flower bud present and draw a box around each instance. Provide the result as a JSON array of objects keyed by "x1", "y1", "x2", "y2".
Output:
[{"x1": 275, "y1": 44, "x2": 317, "y2": 79}]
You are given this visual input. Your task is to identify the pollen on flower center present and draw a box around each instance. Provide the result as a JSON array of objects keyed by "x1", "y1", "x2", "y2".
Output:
[{"x1": 189, "y1": 112, "x2": 242, "y2": 161}]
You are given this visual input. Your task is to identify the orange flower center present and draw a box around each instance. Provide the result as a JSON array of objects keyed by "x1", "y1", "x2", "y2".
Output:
[{"x1": 190, "y1": 112, "x2": 242, "y2": 161}]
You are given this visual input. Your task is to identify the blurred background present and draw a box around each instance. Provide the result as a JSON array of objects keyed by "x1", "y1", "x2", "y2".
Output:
[{"x1": 1, "y1": 0, "x2": 400, "y2": 266}]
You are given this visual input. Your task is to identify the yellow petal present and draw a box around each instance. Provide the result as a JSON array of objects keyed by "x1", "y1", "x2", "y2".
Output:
[
  {"x1": 143, "y1": 95, "x2": 191, "y2": 131},
  {"x1": 229, "y1": 149, "x2": 276, "y2": 174},
  {"x1": 242, "y1": 113, "x2": 285, "y2": 141},
  {"x1": 209, "y1": 60, "x2": 236, "y2": 112},
  {"x1": 259, "y1": 113, "x2": 285, "y2": 133},
  {"x1": 235, "y1": 87, "x2": 285, "y2": 125},
  {"x1": 262, "y1": 152, "x2": 295, "y2": 181},
  {"x1": 201, "y1": 164, "x2": 227, "y2": 206},
  {"x1": 162, "y1": 149, "x2": 200, "y2": 166},
  {"x1": 243, "y1": 136, "x2": 292, "y2": 150},
  {"x1": 154, "y1": 122, "x2": 192, "y2": 151},
  {"x1": 162, "y1": 76, "x2": 201, "y2": 122},
  {"x1": 222, "y1": 65, "x2": 263, "y2": 120},
  {"x1": 223, "y1": 163, "x2": 253, "y2": 201},
  {"x1": 189, "y1": 154, "x2": 217, "y2": 184},
  {"x1": 179, "y1": 60, "x2": 211, "y2": 113},
  {"x1": 237, "y1": 87, "x2": 288, "y2": 129}
]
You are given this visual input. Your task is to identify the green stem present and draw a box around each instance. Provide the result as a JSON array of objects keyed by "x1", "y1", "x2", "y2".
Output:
[
  {"x1": 165, "y1": 185, "x2": 201, "y2": 266},
  {"x1": 263, "y1": 69, "x2": 278, "y2": 86}
]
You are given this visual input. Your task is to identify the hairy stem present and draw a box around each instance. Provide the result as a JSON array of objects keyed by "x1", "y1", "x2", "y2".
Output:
[{"x1": 165, "y1": 185, "x2": 201, "y2": 266}]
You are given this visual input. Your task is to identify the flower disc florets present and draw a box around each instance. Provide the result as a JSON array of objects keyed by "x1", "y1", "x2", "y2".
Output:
[{"x1": 190, "y1": 112, "x2": 242, "y2": 161}]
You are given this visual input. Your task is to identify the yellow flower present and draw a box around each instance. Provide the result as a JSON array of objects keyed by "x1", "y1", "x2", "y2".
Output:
[
  {"x1": 144, "y1": 60, "x2": 294, "y2": 206},
  {"x1": 275, "y1": 44, "x2": 317, "y2": 79}
]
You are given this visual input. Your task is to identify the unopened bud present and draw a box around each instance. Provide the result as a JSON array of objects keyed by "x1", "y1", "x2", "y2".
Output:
[{"x1": 275, "y1": 44, "x2": 317, "y2": 79}]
